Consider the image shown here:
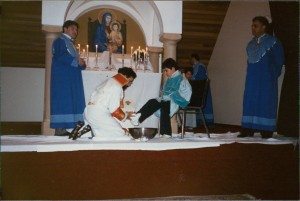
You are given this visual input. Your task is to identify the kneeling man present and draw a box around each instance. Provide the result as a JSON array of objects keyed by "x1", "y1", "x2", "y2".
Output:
[{"x1": 73, "y1": 67, "x2": 137, "y2": 140}]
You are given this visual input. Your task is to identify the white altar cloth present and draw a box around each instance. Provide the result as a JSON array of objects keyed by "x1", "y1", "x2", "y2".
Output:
[
  {"x1": 1, "y1": 133, "x2": 297, "y2": 153},
  {"x1": 82, "y1": 71, "x2": 161, "y2": 128},
  {"x1": 85, "y1": 52, "x2": 153, "y2": 72}
]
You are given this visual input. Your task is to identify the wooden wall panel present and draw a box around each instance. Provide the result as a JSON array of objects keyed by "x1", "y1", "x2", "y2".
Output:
[
  {"x1": 0, "y1": 1, "x2": 45, "y2": 68},
  {"x1": 177, "y1": 1, "x2": 229, "y2": 68}
]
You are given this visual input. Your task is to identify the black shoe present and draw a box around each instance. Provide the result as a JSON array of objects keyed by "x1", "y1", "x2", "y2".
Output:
[
  {"x1": 237, "y1": 128, "x2": 254, "y2": 138},
  {"x1": 55, "y1": 128, "x2": 70, "y2": 136},
  {"x1": 73, "y1": 125, "x2": 92, "y2": 140},
  {"x1": 261, "y1": 131, "x2": 273, "y2": 139},
  {"x1": 69, "y1": 121, "x2": 85, "y2": 139},
  {"x1": 55, "y1": 132, "x2": 71, "y2": 136}
]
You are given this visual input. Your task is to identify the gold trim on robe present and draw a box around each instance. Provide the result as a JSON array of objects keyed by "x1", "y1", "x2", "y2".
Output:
[
  {"x1": 112, "y1": 74, "x2": 129, "y2": 87},
  {"x1": 112, "y1": 107, "x2": 126, "y2": 121}
]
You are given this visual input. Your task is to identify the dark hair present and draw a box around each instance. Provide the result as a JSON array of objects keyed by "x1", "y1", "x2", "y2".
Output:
[
  {"x1": 118, "y1": 67, "x2": 137, "y2": 79},
  {"x1": 184, "y1": 67, "x2": 193, "y2": 74},
  {"x1": 190, "y1": 53, "x2": 200, "y2": 61},
  {"x1": 252, "y1": 16, "x2": 269, "y2": 26},
  {"x1": 252, "y1": 16, "x2": 273, "y2": 35},
  {"x1": 162, "y1": 58, "x2": 179, "y2": 70},
  {"x1": 62, "y1": 20, "x2": 79, "y2": 32}
]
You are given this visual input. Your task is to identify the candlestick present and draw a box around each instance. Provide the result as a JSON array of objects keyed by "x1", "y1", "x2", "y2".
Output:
[
  {"x1": 82, "y1": 49, "x2": 85, "y2": 58},
  {"x1": 95, "y1": 44, "x2": 98, "y2": 67},
  {"x1": 86, "y1": 45, "x2": 89, "y2": 66},
  {"x1": 122, "y1": 45, "x2": 124, "y2": 67}
]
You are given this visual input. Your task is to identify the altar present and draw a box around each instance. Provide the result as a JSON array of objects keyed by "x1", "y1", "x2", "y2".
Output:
[{"x1": 82, "y1": 70, "x2": 161, "y2": 128}]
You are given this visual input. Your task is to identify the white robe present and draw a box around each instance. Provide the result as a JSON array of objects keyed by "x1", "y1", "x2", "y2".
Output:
[{"x1": 84, "y1": 77, "x2": 131, "y2": 140}]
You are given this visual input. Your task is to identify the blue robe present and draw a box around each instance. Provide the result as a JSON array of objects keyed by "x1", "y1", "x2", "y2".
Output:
[
  {"x1": 50, "y1": 34, "x2": 86, "y2": 129},
  {"x1": 242, "y1": 34, "x2": 284, "y2": 131},
  {"x1": 94, "y1": 13, "x2": 112, "y2": 52},
  {"x1": 192, "y1": 62, "x2": 214, "y2": 124}
]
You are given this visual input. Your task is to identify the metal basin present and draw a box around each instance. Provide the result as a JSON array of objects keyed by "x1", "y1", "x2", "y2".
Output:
[{"x1": 128, "y1": 128, "x2": 158, "y2": 140}]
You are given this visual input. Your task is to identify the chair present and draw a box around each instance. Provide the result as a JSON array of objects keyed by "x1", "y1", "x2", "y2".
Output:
[
  {"x1": 88, "y1": 17, "x2": 127, "y2": 52},
  {"x1": 177, "y1": 79, "x2": 210, "y2": 138}
]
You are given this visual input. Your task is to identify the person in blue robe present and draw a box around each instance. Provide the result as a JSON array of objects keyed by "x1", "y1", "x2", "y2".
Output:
[
  {"x1": 190, "y1": 53, "x2": 214, "y2": 127},
  {"x1": 94, "y1": 12, "x2": 112, "y2": 52},
  {"x1": 131, "y1": 58, "x2": 192, "y2": 138},
  {"x1": 50, "y1": 20, "x2": 86, "y2": 136},
  {"x1": 238, "y1": 16, "x2": 284, "y2": 139}
]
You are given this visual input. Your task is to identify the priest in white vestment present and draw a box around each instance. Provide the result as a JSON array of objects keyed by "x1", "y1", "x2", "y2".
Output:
[{"x1": 83, "y1": 67, "x2": 136, "y2": 140}]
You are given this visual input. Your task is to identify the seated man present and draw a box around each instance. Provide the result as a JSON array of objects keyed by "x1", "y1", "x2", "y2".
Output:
[
  {"x1": 131, "y1": 58, "x2": 192, "y2": 138},
  {"x1": 71, "y1": 67, "x2": 137, "y2": 140}
]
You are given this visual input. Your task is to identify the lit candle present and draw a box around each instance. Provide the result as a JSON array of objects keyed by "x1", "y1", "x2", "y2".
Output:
[
  {"x1": 131, "y1": 46, "x2": 133, "y2": 56},
  {"x1": 86, "y1": 45, "x2": 89, "y2": 66},
  {"x1": 122, "y1": 45, "x2": 124, "y2": 55},
  {"x1": 82, "y1": 49, "x2": 85, "y2": 57},
  {"x1": 95, "y1": 45, "x2": 98, "y2": 57},
  {"x1": 78, "y1": 44, "x2": 81, "y2": 54}
]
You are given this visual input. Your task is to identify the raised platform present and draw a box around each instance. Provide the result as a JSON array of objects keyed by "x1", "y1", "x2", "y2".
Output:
[
  {"x1": 1, "y1": 132, "x2": 298, "y2": 152},
  {"x1": 1, "y1": 133, "x2": 299, "y2": 200}
]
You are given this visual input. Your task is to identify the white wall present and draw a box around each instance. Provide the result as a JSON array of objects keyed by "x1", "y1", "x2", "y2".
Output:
[
  {"x1": 208, "y1": 1, "x2": 271, "y2": 125},
  {"x1": 0, "y1": 67, "x2": 45, "y2": 122}
]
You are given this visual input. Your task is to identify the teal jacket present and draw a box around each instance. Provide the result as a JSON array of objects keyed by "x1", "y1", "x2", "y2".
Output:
[{"x1": 155, "y1": 70, "x2": 192, "y2": 117}]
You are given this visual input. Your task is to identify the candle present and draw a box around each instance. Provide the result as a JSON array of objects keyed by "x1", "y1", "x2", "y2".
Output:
[
  {"x1": 78, "y1": 44, "x2": 81, "y2": 55},
  {"x1": 131, "y1": 46, "x2": 133, "y2": 56},
  {"x1": 122, "y1": 45, "x2": 124, "y2": 55},
  {"x1": 95, "y1": 45, "x2": 98, "y2": 57},
  {"x1": 86, "y1": 45, "x2": 89, "y2": 55}
]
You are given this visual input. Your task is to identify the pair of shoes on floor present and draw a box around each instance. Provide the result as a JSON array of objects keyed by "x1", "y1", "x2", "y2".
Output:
[
  {"x1": 55, "y1": 132, "x2": 71, "y2": 136},
  {"x1": 72, "y1": 125, "x2": 92, "y2": 140},
  {"x1": 261, "y1": 131, "x2": 273, "y2": 139},
  {"x1": 237, "y1": 132, "x2": 254, "y2": 138},
  {"x1": 237, "y1": 129, "x2": 254, "y2": 138},
  {"x1": 160, "y1": 134, "x2": 172, "y2": 139},
  {"x1": 69, "y1": 121, "x2": 85, "y2": 139},
  {"x1": 130, "y1": 113, "x2": 141, "y2": 126},
  {"x1": 55, "y1": 128, "x2": 71, "y2": 136}
]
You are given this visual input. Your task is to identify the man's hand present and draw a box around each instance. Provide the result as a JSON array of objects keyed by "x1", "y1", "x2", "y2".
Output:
[
  {"x1": 126, "y1": 111, "x2": 136, "y2": 120},
  {"x1": 78, "y1": 58, "x2": 86, "y2": 66}
]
